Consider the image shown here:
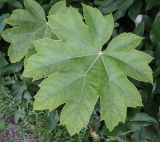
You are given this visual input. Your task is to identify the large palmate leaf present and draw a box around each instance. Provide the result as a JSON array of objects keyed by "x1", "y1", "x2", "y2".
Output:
[
  {"x1": 2, "y1": 0, "x2": 68, "y2": 63},
  {"x1": 24, "y1": 5, "x2": 153, "y2": 135}
]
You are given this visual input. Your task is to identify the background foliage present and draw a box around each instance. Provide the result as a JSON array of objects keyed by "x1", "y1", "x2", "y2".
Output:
[{"x1": 0, "y1": 0, "x2": 160, "y2": 142}]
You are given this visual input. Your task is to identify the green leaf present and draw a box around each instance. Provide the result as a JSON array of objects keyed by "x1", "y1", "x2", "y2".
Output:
[
  {"x1": 114, "y1": 0, "x2": 134, "y2": 20},
  {"x1": 0, "y1": 61, "x2": 23, "y2": 76},
  {"x1": 128, "y1": 112, "x2": 159, "y2": 129},
  {"x1": 0, "y1": 52, "x2": 8, "y2": 67},
  {"x1": 94, "y1": 0, "x2": 134, "y2": 20},
  {"x1": 131, "y1": 127, "x2": 158, "y2": 142},
  {"x1": 102, "y1": 112, "x2": 159, "y2": 140},
  {"x1": 24, "y1": 5, "x2": 153, "y2": 135},
  {"x1": 146, "y1": 0, "x2": 160, "y2": 11},
  {"x1": 94, "y1": 0, "x2": 124, "y2": 14},
  {"x1": 134, "y1": 22, "x2": 145, "y2": 36},
  {"x1": 2, "y1": 0, "x2": 50, "y2": 63},
  {"x1": 1, "y1": 0, "x2": 67, "y2": 63},
  {"x1": 128, "y1": 0, "x2": 142, "y2": 22},
  {"x1": 7, "y1": 0, "x2": 23, "y2": 9},
  {"x1": 150, "y1": 11, "x2": 160, "y2": 45},
  {"x1": 0, "y1": 13, "x2": 9, "y2": 38}
]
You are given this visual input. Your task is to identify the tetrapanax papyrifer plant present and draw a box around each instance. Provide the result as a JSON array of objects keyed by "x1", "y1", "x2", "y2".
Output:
[{"x1": 2, "y1": 0, "x2": 153, "y2": 136}]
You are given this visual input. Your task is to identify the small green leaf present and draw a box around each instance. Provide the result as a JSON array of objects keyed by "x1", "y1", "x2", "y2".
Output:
[
  {"x1": 2, "y1": 0, "x2": 67, "y2": 63},
  {"x1": 114, "y1": 0, "x2": 134, "y2": 20},
  {"x1": 146, "y1": 0, "x2": 160, "y2": 11},
  {"x1": 94, "y1": 0, "x2": 134, "y2": 20},
  {"x1": 150, "y1": 11, "x2": 160, "y2": 45},
  {"x1": 2, "y1": 0, "x2": 50, "y2": 63},
  {"x1": 0, "y1": 13, "x2": 9, "y2": 38},
  {"x1": 128, "y1": 0, "x2": 142, "y2": 22}
]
